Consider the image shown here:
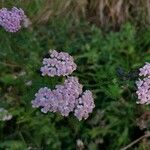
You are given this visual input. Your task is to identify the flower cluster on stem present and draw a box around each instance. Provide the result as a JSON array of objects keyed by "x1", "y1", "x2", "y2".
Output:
[
  {"x1": 32, "y1": 50, "x2": 95, "y2": 120},
  {"x1": 0, "y1": 7, "x2": 27, "y2": 32},
  {"x1": 136, "y1": 62, "x2": 150, "y2": 104}
]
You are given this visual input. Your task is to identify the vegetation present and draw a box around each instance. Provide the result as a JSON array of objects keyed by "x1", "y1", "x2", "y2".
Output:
[{"x1": 0, "y1": 0, "x2": 150, "y2": 149}]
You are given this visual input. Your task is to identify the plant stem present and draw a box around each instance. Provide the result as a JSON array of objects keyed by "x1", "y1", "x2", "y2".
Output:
[{"x1": 121, "y1": 132, "x2": 150, "y2": 150}]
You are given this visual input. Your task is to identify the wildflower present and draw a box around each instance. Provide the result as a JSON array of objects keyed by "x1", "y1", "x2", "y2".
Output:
[
  {"x1": 0, "y1": 7, "x2": 27, "y2": 32},
  {"x1": 32, "y1": 50, "x2": 95, "y2": 121},
  {"x1": 139, "y1": 62, "x2": 150, "y2": 77},
  {"x1": 74, "y1": 90, "x2": 95, "y2": 121},
  {"x1": 0, "y1": 108, "x2": 12, "y2": 121},
  {"x1": 31, "y1": 87, "x2": 59, "y2": 113},
  {"x1": 136, "y1": 77, "x2": 150, "y2": 104},
  {"x1": 56, "y1": 76, "x2": 83, "y2": 116},
  {"x1": 32, "y1": 76, "x2": 94, "y2": 120},
  {"x1": 136, "y1": 63, "x2": 150, "y2": 104},
  {"x1": 40, "y1": 50, "x2": 77, "y2": 76},
  {"x1": 31, "y1": 76, "x2": 83, "y2": 116}
]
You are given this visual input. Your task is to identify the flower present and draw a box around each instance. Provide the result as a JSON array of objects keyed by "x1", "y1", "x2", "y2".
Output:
[
  {"x1": 31, "y1": 87, "x2": 58, "y2": 113},
  {"x1": 136, "y1": 77, "x2": 150, "y2": 104},
  {"x1": 32, "y1": 50, "x2": 95, "y2": 121},
  {"x1": 74, "y1": 90, "x2": 95, "y2": 121},
  {"x1": 136, "y1": 63, "x2": 150, "y2": 104},
  {"x1": 40, "y1": 50, "x2": 77, "y2": 76},
  {"x1": 32, "y1": 76, "x2": 94, "y2": 120},
  {"x1": 56, "y1": 76, "x2": 83, "y2": 116},
  {"x1": 0, "y1": 108, "x2": 12, "y2": 121},
  {"x1": 0, "y1": 7, "x2": 27, "y2": 32},
  {"x1": 139, "y1": 62, "x2": 150, "y2": 77},
  {"x1": 31, "y1": 76, "x2": 83, "y2": 116}
]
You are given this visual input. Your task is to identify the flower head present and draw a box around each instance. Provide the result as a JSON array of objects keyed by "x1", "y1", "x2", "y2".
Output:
[
  {"x1": 139, "y1": 62, "x2": 150, "y2": 77},
  {"x1": 56, "y1": 76, "x2": 83, "y2": 116},
  {"x1": 31, "y1": 76, "x2": 83, "y2": 116},
  {"x1": 31, "y1": 87, "x2": 59, "y2": 113},
  {"x1": 40, "y1": 50, "x2": 77, "y2": 77},
  {"x1": 32, "y1": 50, "x2": 95, "y2": 121},
  {"x1": 74, "y1": 90, "x2": 95, "y2": 121},
  {"x1": 0, "y1": 7, "x2": 27, "y2": 32},
  {"x1": 136, "y1": 63, "x2": 150, "y2": 104},
  {"x1": 136, "y1": 77, "x2": 150, "y2": 104}
]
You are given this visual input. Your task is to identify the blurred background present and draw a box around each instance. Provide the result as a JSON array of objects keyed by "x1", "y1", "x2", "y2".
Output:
[{"x1": 0, "y1": 0, "x2": 150, "y2": 149}]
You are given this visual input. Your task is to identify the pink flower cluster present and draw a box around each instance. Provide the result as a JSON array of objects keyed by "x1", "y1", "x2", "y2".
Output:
[
  {"x1": 139, "y1": 62, "x2": 150, "y2": 77},
  {"x1": 32, "y1": 76, "x2": 95, "y2": 120},
  {"x1": 32, "y1": 50, "x2": 95, "y2": 121},
  {"x1": 0, "y1": 7, "x2": 27, "y2": 32},
  {"x1": 40, "y1": 50, "x2": 77, "y2": 76},
  {"x1": 32, "y1": 77, "x2": 83, "y2": 115},
  {"x1": 74, "y1": 90, "x2": 95, "y2": 120},
  {"x1": 136, "y1": 62, "x2": 150, "y2": 104}
]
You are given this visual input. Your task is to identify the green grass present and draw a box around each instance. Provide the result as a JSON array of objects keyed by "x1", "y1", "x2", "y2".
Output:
[{"x1": 0, "y1": 1, "x2": 150, "y2": 150}]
